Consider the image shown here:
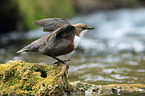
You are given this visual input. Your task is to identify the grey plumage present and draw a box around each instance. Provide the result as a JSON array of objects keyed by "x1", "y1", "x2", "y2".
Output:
[
  {"x1": 17, "y1": 25, "x2": 75, "y2": 57},
  {"x1": 34, "y1": 18, "x2": 70, "y2": 32},
  {"x1": 17, "y1": 18, "x2": 94, "y2": 64}
]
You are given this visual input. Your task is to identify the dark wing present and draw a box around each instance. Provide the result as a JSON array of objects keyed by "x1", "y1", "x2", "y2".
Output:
[
  {"x1": 47, "y1": 25, "x2": 75, "y2": 42},
  {"x1": 16, "y1": 25, "x2": 75, "y2": 53},
  {"x1": 34, "y1": 18, "x2": 71, "y2": 32}
]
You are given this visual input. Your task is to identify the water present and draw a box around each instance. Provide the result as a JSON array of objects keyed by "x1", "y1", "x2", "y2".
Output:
[
  {"x1": 0, "y1": 8, "x2": 145, "y2": 91},
  {"x1": 68, "y1": 8, "x2": 145, "y2": 85}
]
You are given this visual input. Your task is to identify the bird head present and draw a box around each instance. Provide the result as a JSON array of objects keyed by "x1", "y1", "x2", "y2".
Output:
[{"x1": 73, "y1": 23, "x2": 94, "y2": 36}]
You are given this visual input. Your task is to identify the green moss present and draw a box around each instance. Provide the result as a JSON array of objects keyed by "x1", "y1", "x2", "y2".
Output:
[
  {"x1": 70, "y1": 81, "x2": 145, "y2": 95},
  {"x1": 0, "y1": 60, "x2": 72, "y2": 95},
  {"x1": 14, "y1": 0, "x2": 76, "y2": 30},
  {"x1": 1, "y1": 61, "x2": 144, "y2": 95},
  {"x1": 128, "y1": 0, "x2": 139, "y2": 7}
]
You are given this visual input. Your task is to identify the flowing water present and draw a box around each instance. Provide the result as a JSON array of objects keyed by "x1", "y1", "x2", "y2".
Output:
[{"x1": 0, "y1": 8, "x2": 145, "y2": 94}]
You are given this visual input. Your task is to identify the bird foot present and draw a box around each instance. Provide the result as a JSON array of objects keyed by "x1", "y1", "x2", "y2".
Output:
[
  {"x1": 63, "y1": 59, "x2": 70, "y2": 63},
  {"x1": 53, "y1": 59, "x2": 70, "y2": 68}
]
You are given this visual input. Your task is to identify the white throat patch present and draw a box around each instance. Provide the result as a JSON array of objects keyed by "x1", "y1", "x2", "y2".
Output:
[{"x1": 74, "y1": 30, "x2": 88, "y2": 48}]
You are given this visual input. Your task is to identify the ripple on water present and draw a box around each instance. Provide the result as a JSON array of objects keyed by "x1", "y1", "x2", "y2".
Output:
[{"x1": 0, "y1": 8, "x2": 145, "y2": 85}]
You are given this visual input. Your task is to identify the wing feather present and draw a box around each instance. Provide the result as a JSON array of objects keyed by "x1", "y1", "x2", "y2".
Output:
[
  {"x1": 34, "y1": 18, "x2": 71, "y2": 32},
  {"x1": 17, "y1": 25, "x2": 75, "y2": 53}
]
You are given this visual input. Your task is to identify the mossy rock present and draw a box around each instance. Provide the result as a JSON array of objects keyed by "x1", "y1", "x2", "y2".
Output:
[
  {"x1": 0, "y1": 61, "x2": 72, "y2": 95},
  {"x1": 0, "y1": 61, "x2": 145, "y2": 95},
  {"x1": 70, "y1": 81, "x2": 145, "y2": 95}
]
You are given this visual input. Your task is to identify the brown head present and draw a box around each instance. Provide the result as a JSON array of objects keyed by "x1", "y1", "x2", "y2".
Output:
[{"x1": 73, "y1": 23, "x2": 94, "y2": 36}]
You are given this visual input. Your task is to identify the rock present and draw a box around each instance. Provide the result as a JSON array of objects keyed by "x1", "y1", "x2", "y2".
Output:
[
  {"x1": 0, "y1": 61, "x2": 145, "y2": 95},
  {"x1": 70, "y1": 81, "x2": 145, "y2": 95},
  {"x1": 0, "y1": 60, "x2": 72, "y2": 95}
]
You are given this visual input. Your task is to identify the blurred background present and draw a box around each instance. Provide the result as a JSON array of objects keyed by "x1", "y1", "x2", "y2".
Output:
[{"x1": 0, "y1": 0, "x2": 145, "y2": 85}]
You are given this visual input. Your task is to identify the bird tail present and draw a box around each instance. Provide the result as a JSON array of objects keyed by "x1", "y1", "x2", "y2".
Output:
[{"x1": 16, "y1": 48, "x2": 29, "y2": 53}]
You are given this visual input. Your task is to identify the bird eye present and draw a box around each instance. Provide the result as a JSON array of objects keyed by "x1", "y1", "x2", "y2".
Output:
[{"x1": 82, "y1": 27, "x2": 86, "y2": 29}]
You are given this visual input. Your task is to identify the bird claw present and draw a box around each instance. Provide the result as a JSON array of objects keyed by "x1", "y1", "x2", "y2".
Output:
[
  {"x1": 63, "y1": 59, "x2": 70, "y2": 63},
  {"x1": 53, "y1": 59, "x2": 70, "y2": 68},
  {"x1": 53, "y1": 61, "x2": 60, "y2": 65}
]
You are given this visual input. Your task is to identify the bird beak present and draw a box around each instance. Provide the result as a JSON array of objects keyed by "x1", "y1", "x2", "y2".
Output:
[{"x1": 87, "y1": 27, "x2": 95, "y2": 30}]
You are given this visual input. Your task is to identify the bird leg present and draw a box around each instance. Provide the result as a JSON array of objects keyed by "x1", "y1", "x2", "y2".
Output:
[{"x1": 52, "y1": 57, "x2": 70, "y2": 66}]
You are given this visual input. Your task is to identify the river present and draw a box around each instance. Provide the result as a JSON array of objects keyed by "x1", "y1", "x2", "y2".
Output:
[{"x1": 0, "y1": 8, "x2": 145, "y2": 86}]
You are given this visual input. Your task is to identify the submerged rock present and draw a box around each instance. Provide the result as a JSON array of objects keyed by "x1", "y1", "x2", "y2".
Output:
[
  {"x1": 70, "y1": 81, "x2": 145, "y2": 95},
  {"x1": 0, "y1": 61, "x2": 145, "y2": 95}
]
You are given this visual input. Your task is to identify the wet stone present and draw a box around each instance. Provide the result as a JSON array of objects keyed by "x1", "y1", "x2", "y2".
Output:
[{"x1": 0, "y1": 61, "x2": 145, "y2": 95}]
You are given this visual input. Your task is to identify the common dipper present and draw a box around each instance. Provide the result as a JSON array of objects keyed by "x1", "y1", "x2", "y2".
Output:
[{"x1": 17, "y1": 18, "x2": 94, "y2": 64}]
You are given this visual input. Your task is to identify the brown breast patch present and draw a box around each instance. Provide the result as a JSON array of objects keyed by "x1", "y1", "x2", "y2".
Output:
[{"x1": 63, "y1": 37, "x2": 75, "y2": 55}]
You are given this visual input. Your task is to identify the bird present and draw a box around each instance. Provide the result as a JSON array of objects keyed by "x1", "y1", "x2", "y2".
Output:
[{"x1": 17, "y1": 18, "x2": 94, "y2": 64}]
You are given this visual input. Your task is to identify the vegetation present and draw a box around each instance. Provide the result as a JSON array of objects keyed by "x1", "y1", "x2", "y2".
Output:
[
  {"x1": 0, "y1": 61, "x2": 144, "y2": 95},
  {"x1": 0, "y1": 61, "x2": 72, "y2": 95},
  {"x1": 15, "y1": 0, "x2": 76, "y2": 29}
]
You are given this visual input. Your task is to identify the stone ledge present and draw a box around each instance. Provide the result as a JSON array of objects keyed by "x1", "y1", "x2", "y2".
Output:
[
  {"x1": 0, "y1": 61, "x2": 72, "y2": 95},
  {"x1": 0, "y1": 61, "x2": 144, "y2": 95}
]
